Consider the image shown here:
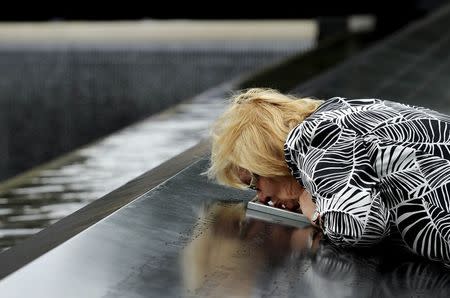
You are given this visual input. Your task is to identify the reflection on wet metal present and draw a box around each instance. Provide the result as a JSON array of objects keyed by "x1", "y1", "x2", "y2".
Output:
[
  {"x1": 0, "y1": 159, "x2": 448, "y2": 297},
  {"x1": 182, "y1": 201, "x2": 319, "y2": 297},
  {"x1": 183, "y1": 202, "x2": 450, "y2": 298}
]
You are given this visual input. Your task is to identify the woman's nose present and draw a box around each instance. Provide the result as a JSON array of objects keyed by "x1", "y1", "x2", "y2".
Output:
[{"x1": 257, "y1": 191, "x2": 271, "y2": 204}]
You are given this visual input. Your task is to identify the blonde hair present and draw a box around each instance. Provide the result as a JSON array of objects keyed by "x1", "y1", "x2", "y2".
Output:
[{"x1": 207, "y1": 88, "x2": 323, "y2": 188}]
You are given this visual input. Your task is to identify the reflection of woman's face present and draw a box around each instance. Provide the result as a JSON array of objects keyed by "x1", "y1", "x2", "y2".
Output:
[
  {"x1": 207, "y1": 202, "x2": 324, "y2": 259},
  {"x1": 182, "y1": 202, "x2": 322, "y2": 297},
  {"x1": 229, "y1": 215, "x2": 323, "y2": 261},
  {"x1": 291, "y1": 226, "x2": 322, "y2": 253}
]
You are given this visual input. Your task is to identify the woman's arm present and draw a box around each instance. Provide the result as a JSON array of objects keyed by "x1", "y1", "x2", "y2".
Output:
[
  {"x1": 318, "y1": 186, "x2": 390, "y2": 247},
  {"x1": 298, "y1": 190, "x2": 320, "y2": 229},
  {"x1": 288, "y1": 96, "x2": 450, "y2": 262},
  {"x1": 286, "y1": 114, "x2": 390, "y2": 247}
]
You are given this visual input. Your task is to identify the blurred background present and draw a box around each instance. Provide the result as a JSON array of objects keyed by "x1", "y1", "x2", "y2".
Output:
[{"x1": 0, "y1": 1, "x2": 445, "y2": 250}]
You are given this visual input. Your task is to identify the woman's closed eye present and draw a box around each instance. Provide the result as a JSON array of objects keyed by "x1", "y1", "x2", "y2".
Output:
[{"x1": 248, "y1": 173, "x2": 260, "y2": 190}]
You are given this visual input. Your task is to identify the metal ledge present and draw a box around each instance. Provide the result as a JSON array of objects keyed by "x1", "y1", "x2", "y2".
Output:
[{"x1": 0, "y1": 139, "x2": 210, "y2": 280}]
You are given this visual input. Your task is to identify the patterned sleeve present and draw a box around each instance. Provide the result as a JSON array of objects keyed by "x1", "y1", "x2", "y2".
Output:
[
  {"x1": 285, "y1": 98, "x2": 391, "y2": 247},
  {"x1": 287, "y1": 96, "x2": 450, "y2": 263}
]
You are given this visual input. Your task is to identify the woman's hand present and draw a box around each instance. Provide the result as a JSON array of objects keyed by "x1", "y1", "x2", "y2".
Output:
[{"x1": 298, "y1": 190, "x2": 320, "y2": 229}]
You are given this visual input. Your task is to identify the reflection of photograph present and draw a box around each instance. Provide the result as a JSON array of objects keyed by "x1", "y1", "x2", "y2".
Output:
[{"x1": 181, "y1": 200, "x2": 321, "y2": 297}]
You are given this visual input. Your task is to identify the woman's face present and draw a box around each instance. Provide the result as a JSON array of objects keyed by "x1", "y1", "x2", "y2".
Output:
[{"x1": 239, "y1": 170, "x2": 304, "y2": 211}]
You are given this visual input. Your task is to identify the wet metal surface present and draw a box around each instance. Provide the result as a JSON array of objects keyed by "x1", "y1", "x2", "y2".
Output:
[{"x1": 0, "y1": 159, "x2": 448, "y2": 298}]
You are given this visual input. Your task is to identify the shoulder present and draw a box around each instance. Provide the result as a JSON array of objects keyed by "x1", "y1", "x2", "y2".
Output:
[
  {"x1": 322, "y1": 96, "x2": 450, "y2": 121},
  {"x1": 285, "y1": 96, "x2": 384, "y2": 146},
  {"x1": 309, "y1": 96, "x2": 385, "y2": 117},
  {"x1": 284, "y1": 96, "x2": 420, "y2": 154}
]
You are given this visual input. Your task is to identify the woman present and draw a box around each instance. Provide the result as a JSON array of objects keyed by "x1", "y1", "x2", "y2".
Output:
[{"x1": 207, "y1": 87, "x2": 450, "y2": 266}]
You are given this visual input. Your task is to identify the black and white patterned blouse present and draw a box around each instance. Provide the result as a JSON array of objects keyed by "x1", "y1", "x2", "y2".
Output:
[{"x1": 284, "y1": 97, "x2": 450, "y2": 265}]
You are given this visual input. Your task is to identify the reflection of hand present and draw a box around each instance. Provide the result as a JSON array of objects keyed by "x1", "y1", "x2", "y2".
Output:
[{"x1": 290, "y1": 226, "x2": 322, "y2": 255}]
